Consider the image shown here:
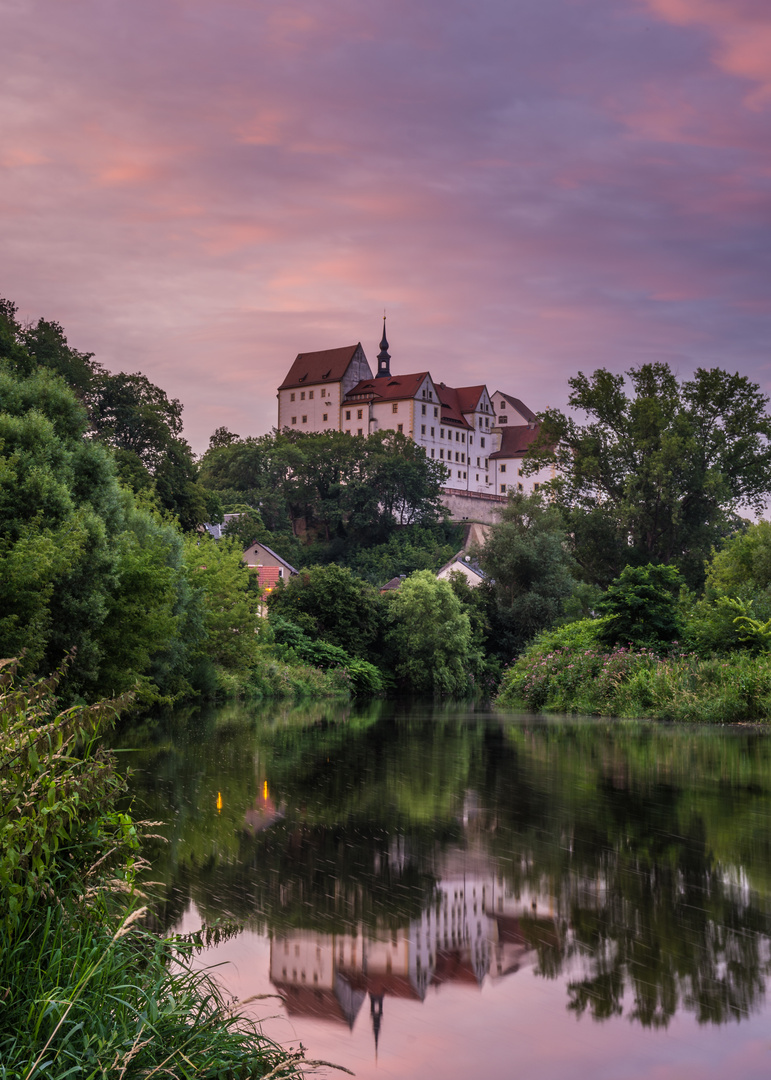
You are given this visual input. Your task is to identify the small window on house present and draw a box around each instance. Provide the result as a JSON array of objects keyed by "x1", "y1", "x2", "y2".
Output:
[
  {"x1": 291, "y1": 416, "x2": 297, "y2": 425},
  {"x1": 500, "y1": 464, "x2": 506, "y2": 473},
  {"x1": 345, "y1": 410, "x2": 351, "y2": 420},
  {"x1": 422, "y1": 404, "x2": 426, "y2": 415},
  {"x1": 440, "y1": 428, "x2": 445, "y2": 439},
  {"x1": 302, "y1": 415, "x2": 307, "y2": 423},
  {"x1": 357, "y1": 408, "x2": 363, "y2": 419},
  {"x1": 469, "y1": 436, "x2": 473, "y2": 445},
  {"x1": 346, "y1": 429, "x2": 351, "y2": 435},
  {"x1": 397, "y1": 423, "x2": 403, "y2": 433},
  {"x1": 434, "y1": 407, "x2": 438, "y2": 417},
  {"x1": 429, "y1": 391, "x2": 433, "y2": 400},
  {"x1": 300, "y1": 391, "x2": 305, "y2": 400},
  {"x1": 481, "y1": 437, "x2": 485, "y2": 448},
  {"x1": 392, "y1": 403, "x2": 398, "y2": 413},
  {"x1": 485, "y1": 457, "x2": 489, "y2": 467},
  {"x1": 476, "y1": 474, "x2": 479, "y2": 482},
  {"x1": 290, "y1": 392, "x2": 296, "y2": 402},
  {"x1": 461, "y1": 453, "x2": 465, "y2": 463},
  {"x1": 322, "y1": 412, "x2": 328, "y2": 421},
  {"x1": 463, "y1": 471, "x2": 466, "y2": 479},
  {"x1": 421, "y1": 424, "x2": 426, "y2": 434},
  {"x1": 358, "y1": 427, "x2": 363, "y2": 436},
  {"x1": 479, "y1": 418, "x2": 482, "y2": 428},
  {"x1": 499, "y1": 415, "x2": 507, "y2": 424},
  {"x1": 501, "y1": 483, "x2": 507, "y2": 493},
  {"x1": 278, "y1": 568, "x2": 284, "y2": 578},
  {"x1": 462, "y1": 434, "x2": 465, "y2": 443},
  {"x1": 456, "y1": 432, "x2": 460, "y2": 442},
  {"x1": 431, "y1": 427, "x2": 435, "y2": 437},
  {"x1": 440, "y1": 449, "x2": 444, "y2": 459},
  {"x1": 455, "y1": 451, "x2": 459, "y2": 462},
  {"x1": 321, "y1": 389, "x2": 326, "y2": 398},
  {"x1": 458, "y1": 470, "x2": 462, "y2": 478},
  {"x1": 431, "y1": 449, "x2": 435, "y2": 458},
  {"x1": 534, "y1": 482, "x2": 540, "y2": 491},
  {"x1": 518, "y1": 483, "x2": 523, "y2": 491},
  {"x1": 309, "y1": 390, "x2": 314, "y2": 399}
]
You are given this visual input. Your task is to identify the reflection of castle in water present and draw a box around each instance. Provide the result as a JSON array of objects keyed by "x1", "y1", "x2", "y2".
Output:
[{"x1": 270, "y1": 868, "x2": 558, "y2": 1042}]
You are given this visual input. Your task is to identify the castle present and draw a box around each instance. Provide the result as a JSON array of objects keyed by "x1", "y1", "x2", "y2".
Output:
[{"x1": 276, "y1": 321, "x2": 552, "y2": 500}]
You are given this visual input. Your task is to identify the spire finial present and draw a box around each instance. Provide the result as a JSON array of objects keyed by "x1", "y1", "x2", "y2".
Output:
[{"x1": 376, "y1": 314, "x2": 391, "y2": 378}]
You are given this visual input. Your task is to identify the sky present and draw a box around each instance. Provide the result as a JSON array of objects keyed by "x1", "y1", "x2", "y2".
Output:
[{"x1": 2, "y1": 0, "x2": 770, "y2": 453}]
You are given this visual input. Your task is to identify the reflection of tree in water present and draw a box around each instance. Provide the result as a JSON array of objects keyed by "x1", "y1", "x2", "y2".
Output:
[{"x1": 123, "y1": 705, "x2": 771, "y2": 1029}]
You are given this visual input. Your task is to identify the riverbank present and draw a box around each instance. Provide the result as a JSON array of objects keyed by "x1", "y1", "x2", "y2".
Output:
[
  {"x1": 0, "y1": 661, "x2": 308, "y2": 1078},
  {"x1": 495, "y1": 628, "x2": 771, "y2": 723}
]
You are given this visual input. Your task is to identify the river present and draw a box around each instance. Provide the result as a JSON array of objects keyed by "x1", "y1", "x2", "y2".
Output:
[{"x1": 120, "y1": 700, "x2": 771, "y2": 1079}]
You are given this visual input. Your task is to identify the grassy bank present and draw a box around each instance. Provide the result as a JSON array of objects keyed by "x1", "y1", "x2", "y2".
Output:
[
  {"x1": 0, "y1": 660, "x2": 309, "y2": 1079},
  {"x1": 495, "y1": 623, "x2": 771, "y2": 723}
]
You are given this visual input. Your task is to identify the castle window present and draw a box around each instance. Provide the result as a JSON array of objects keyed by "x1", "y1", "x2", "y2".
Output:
[
  {"x1": 518, "y1": 483, "x2": 523, "y2": 491},
  {"x1": 481, "y1": 437, "x2": 485, "y2": 448},
  {"x1": 291, "y1": 416, "x2": 297, "y2": 425},
  {"x1": 455, "y1": 452, "x2": 459, "y2": 462},
  {"x1": 501, "y1": 484, "x2": 507, "y2": 493},
  {"x1": 392, "y1": 403, "x2": 398, "y2": 413},
  {"x1": 485, "y1": 417, "x2": 489, "y2": 427},
  {"x1": 397, "y1": 423, "x2": 403, "y2": 433},
  {"x1": 422, "y1": 404, "x2": 426, "y2": 415},
  {"x1": 479, "y1": 418, "x2": 482, "y2": 428},
  {"x1": 357, "y1": 409, "x2": 363, "y2": 419},
  {"x1": 290, "y1": 393, "x2": 296, "y2": 402},
  {"x1": 321, "y1": 389, "x2": 326, "y2": 398},
  {"x1": 434, "y1": 407, "x2": 438, "y2": 417},
  {"x1": 300, "y1": 392, "x2": 305, "y2": 400},
  {"x1": 461, "y1": 434, "x2": 465, "y2": 443},
  {"x1": 431, "y1": 449, "x2": 435, "y2": 458},
  {"x1": 456, "y1": 432, "x2": 460, "y2": 442},
  {"x1": 431, "y1": 427, "x2": 435, "y2": 437},
  {"x1": 440, "y1": 449, "x2": 444, "y2": 460},
  {"x1": 301, "y1": 415, "x2": 307, "y2": 424},
  {"x1": 309, "y1": 390, "x2": 314, "y2": 399},
  {"x1": 461, "y1": 453, "x2": 465, "y2": 463},
  {"x1": 500, "y1": 464, "x2": 506, "y2": 473},
  {"x1": 440, "y1": 428, "x2": 445, "y2": 439},
  {"x1": 358, "y1": 428, "x2": 363, "y2": 436},
  {"x1": 421, "y1": 424, "x2": 426, "y2": 435},
  {"x1": 463, "y1": 471, "x2": 466, "y2": 479},
  {"x1": 469, "y1": 436, "x2": 473, "y2": 445},
  {"x1": 499, "y1": 415, "x2": 507, "y2": 424},
  {"x1": 476, "y1": 474, "x2": 479, "y2": 482},
  {"x1": 534, "y1": 482, "x2": 540, "y2": 491},
  {"x1": 322, "y1": 412, "x2": 328, "y2": 421},
  {"x1": 345, "y1": 410, "x2": 351, "y2": 420}
]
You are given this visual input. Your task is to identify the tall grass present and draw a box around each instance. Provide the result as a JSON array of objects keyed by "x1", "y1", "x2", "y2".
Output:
[
  {"x1": 496, "y1": 640, "x2": 771, "y2": 723},
  {"x1": 0, "y1": 659, "x2": 315, "y2": 1079}
]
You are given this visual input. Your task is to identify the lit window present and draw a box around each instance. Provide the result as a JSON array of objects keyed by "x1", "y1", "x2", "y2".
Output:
[
  {"x1": 500, "y1": 464, "x2": 506, "y2": 473},
  {"x1": 291, "y1": 416, "x2": 297, "y2": 425},
  {"x1": 302, "y1": 415, "x2": 307, "y2": 423},
  {"x1": 322, "y1": 412, "x2": 328, "y2": 421},
  {"x1": 357, "y1": 408, "x2": 363, "y2": 419},
  {"x1": 309, "y1": 390, "x2": 314, "y2": 399},
  {"x1": 345, "y1": 410, "x2": 351, "y2": 420},
  {"x1": 392, "y1": 403, "x2": 398, "y2": 413},
  {"x1": 290, "y1": 392, "x2": 296, "y2": 402},
  {"x1": 300, "y1": 391, "x2": 305, "y2": 400}
]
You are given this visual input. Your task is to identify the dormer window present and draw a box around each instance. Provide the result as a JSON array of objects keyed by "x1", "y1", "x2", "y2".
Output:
[{"x1": 322, "y1": 370, "x2": 331, "y2": 379}]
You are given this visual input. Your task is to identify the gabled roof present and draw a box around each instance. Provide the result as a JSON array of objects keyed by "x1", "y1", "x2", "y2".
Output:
[
  {"x1": 492, "y1": 392, "x2": 537, "y2": 423},
  {"x1": 437, "y1": 552, "x2": 486, "y2": 580},
  {"x1": 345, "y1": 372, "x2": 431, "y2": 403},
  {"x1": 454, "y1": 385, "x2": 488, "y2": 414},
  {"x1": 243, "y1": 541, "x2": 298, "y2": 574},
  {"x1": 279, "y1": 344, "x2": 362, "y2": 390},
  {"x1": 488, "y1": 424, "x2": 542, "y2": 460},
  {"x1": 436, "y1": 383, "x2": 473, "y2": 429}
]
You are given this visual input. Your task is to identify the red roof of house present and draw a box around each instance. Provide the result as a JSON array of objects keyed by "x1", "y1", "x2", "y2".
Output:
[
  {"x1": 453, "y1": 385, "x2": 487, "y2": 414},
  {"x1": 345, "y1": 372, "x2": 431, "y2": 403},
  {"x1": 436, "y1": 384, "x2": 473, "y2": 429},
  {"x1": 488, "y1": 424, "x2": 543, "y2": 460},
  {"x1": 279, "y1": 344, "x2": 363, "y2": 390}
]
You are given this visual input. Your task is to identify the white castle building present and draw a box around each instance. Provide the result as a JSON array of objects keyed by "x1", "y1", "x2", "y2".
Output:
[{"x1": 277, "y1": 322, "x2": 553, "y2": 499}]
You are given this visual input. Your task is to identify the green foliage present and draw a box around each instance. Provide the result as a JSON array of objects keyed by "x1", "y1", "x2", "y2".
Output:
[
  {"x1": 0, "y1": 662, "x2": 305, "y2": 1077},
  {"x1": 269, "y1": 616, "x2": 385, "y2": 696},
  {"x1": 267, "y1": 563, "x2": 385, "y2": 660},
  {"x1": 597, "y1": 563, "x2": 682, "y2": 648},
  {"x1": 528, "y1": 363, "x2": 771, "y2": 586},
  {"x1": 384, "y1": 570, "x2": 478, "y2": 696},
  {"x1": 480, "y1": 492, "x2": 577, "y2": 659}
]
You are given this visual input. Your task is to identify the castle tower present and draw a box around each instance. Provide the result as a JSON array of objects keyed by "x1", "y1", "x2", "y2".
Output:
[{"x1": 376, "y1": 317, "x2": 391, "y2": 378}]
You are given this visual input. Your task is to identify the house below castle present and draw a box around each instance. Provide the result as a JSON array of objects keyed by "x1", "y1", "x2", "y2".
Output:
[{"x1": 276, "y1": 322, "x2": 552, "y2": 498}]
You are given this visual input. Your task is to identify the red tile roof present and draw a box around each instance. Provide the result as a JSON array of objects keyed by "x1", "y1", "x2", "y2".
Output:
[
  {"x1": 453, "y1": 385, "x2": 487, "y2": 414},
  {"x1": 488, "y1": 424, "x2": 543, "y2": 460},
  {"x1": 345, "y1": 372, "x2": 431, "y2": 402},
  {"x1": 436, "y1": 383, "x2": 473, "y2": 429},
  {"x1": 279, "y1": 344, "x2": 362, "y2": 390}
]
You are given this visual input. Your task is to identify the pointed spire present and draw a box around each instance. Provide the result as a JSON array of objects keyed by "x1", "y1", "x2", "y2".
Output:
[
  {"x1": 370, "y1": 992, "x2": 384, "y2": 1056},
  {"x1": 376, "y1": 314, "x2": 391, "y2": 378}
]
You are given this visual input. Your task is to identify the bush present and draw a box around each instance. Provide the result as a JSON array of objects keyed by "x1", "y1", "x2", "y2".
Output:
[{"x1": 597, "y1": 563, "x2": 682, "y2": 648}]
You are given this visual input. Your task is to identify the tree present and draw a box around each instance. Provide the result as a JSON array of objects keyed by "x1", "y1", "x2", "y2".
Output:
[
  {"x1": 384, "y1": 571, "x2": 477, "y2": 696},
  {"x1": 267, "y1": 564, "x2": 385, "y2": 661},
  {"x1": 479, "y1": 492, "x2": 577, "y2": 659},
  {"x1": 527, "y1": 364, "x2": 771, "y2": 586},
  {"x1": 597, "y1": 564, "x2": 682, "y2": 649}
]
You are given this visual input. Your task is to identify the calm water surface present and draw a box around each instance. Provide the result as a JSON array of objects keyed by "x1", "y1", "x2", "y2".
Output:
[{"x1": 121, "y1": 702, "x2": 771, "y2": 1079}]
